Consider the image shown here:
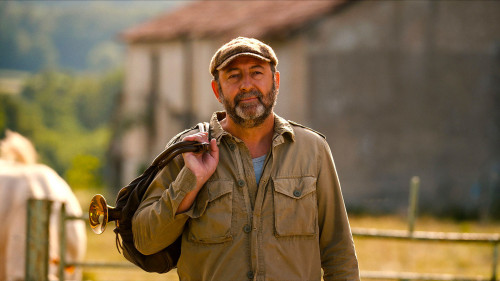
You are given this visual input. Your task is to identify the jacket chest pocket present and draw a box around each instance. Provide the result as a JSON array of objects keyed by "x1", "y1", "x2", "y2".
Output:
[
  {"x1": 188, "y1": 180, "x2": 233, "y2": 244},
  {"x1": 272, "y1": 177, "x2": 318, "y2": 237}
]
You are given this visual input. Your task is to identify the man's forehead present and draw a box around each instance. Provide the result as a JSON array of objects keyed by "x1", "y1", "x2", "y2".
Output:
[{"x1": 222, "y1": 56, "x2": 269, "y2": 71}]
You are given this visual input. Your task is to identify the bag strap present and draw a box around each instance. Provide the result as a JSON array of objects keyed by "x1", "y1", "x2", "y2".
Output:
[{"x1": 153, "y1": 122, "x2": 211, "y2": 170}]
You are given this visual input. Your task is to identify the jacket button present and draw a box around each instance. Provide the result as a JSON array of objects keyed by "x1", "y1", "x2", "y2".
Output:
[
  {"x1": 243, "y1": 224, "x2": 252, "y2": 233},
  {"x1": 229, "y1": 143, "x2": 236, "y2": 151},
  {"x1": 293, "y1": 190, "x2": 302, "y2": 197},
  {"x1": 238, "y1": 180, "x2": 245, "y2": 187},
  {"x1": 247, "y1": 271, "x2": 254, "y2": 279}
]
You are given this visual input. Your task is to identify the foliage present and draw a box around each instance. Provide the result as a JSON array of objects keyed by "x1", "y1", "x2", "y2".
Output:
[
  {"x1": 0, "y1": 95, "x2": 21, "y2": 137},
  {"x1": 66, "y1": 154, "x2": 103, "y2": 191},
  {"x1": 0, "y1": 69, "x2": 123, "y2": 190},
  {"x1": 0, "y1": 1, "x2": 183, "y2": 191},
  {"x1": 0, "y1": 1, "x2": 181, "y2": 72}
]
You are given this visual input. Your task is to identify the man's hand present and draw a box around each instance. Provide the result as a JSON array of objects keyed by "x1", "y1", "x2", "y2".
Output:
[{"x1": 176, "y1": 132, "x2": 219, "y2": 214}]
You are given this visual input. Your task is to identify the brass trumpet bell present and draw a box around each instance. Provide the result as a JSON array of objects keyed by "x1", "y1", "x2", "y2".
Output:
[{"x1": 89, "y1": 194, "x2": 118, "y2": 234}]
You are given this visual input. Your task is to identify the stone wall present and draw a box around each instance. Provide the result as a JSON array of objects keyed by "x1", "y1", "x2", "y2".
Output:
[{"x1": 306, "y1": 0, "x2": 500, "y2": 217}]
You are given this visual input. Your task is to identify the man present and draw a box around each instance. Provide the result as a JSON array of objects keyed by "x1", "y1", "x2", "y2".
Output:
[{"x1": 133, "y1": 37, "x2": 359, "y2": 280}]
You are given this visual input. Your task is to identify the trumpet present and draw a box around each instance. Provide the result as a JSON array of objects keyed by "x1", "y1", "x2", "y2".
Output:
[
  {"x1": 89, "y1": 194, "x2": 120, "y2": 234},
  {"x1": 88, "y1": 139, "x2": 210, "y2": 235}
]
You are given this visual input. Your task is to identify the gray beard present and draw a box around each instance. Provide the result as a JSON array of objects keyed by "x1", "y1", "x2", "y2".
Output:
[{"x1": 219, "y1": 83, "x2": 277, "y2": 128}]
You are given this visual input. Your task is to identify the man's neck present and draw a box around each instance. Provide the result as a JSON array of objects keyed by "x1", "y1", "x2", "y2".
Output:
[{"x1": 221, "y1": 113, "x2": 275, "y2": 158}]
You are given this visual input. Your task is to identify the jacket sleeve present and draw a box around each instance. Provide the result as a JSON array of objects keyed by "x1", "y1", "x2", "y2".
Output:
[
  {"x1": 316, "y1": 138, "x2": 360, "y2": 280},
  {"x1": 132, "y1": 154, "x2": 198, "y2": 255}
]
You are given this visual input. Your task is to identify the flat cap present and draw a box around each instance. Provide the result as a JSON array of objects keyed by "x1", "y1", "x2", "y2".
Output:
[{"x1": 209, "y1": 37, "x2": 278, "y2": 77}]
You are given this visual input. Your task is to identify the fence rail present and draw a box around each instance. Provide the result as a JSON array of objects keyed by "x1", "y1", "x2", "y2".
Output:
[
  {"x1": 360, "y1": 270, "x2": 492, "y2": 281},
  {"x1": 352, "y1": 228, "x2": 499, "y2": 281},
  {"x1": 59, "y1": 212, "x2": 138, "y2": 271},
  {"x1": 352, "y1": 227, "x2": 500, "y2": 243},
  {"x1": 349, "y1": 177, "x2": 499, "y2": 281}
]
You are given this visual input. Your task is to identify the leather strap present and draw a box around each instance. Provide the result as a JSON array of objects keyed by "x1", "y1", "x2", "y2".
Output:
[{"x1": 153, "y1": 122, "x2": 211, "y2": 170}]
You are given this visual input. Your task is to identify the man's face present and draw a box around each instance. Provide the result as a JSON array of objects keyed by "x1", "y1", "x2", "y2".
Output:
[{"x1": 215, "y1": 56, "x2": 279, "y2": 128}]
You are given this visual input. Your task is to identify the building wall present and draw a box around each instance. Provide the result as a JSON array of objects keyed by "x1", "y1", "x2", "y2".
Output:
[
  {"x1": 191, "y1": 39, "x2": 223, "y2": 122},
  {"x1": 119, "y1": 44, "x2": 152, "y2": 185},
  {"x1": 155, "y1": 41, "x2": 189, "y2": 153},
  {"x1": 306, "y1": 0, "x2": 500, "y2": 216},
  {"x1": 271, "y1": 37, "x2": 310, "y2": 124}
]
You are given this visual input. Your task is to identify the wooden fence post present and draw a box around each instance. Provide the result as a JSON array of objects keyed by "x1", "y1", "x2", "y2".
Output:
[
  {"x1": 59, "y1": 203, "x2": 67, "y2": 281},
  {"x1": 408, "y1": 176, "x2": 420, "y2": 236},
  {"x1": 25, "y1": 199, "x2": 52, "y2": 281},
  {"x1": 492, "y1": 242, "x2": 498, "y2": 281}
]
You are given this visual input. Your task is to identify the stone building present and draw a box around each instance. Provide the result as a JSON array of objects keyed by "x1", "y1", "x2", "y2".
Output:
[{"x1": 110, "y1": 0, "x2": 500, "y2": 218}]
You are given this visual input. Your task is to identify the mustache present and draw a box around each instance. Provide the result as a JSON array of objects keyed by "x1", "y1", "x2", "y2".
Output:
[{"x1": 234, "y1": 90, "x2": 263, "y2": 105}]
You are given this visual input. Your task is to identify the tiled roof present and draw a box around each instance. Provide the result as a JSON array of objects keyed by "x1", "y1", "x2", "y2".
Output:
[{"x1": 122, "y1": 0, "x2": 348, "y2": 43}]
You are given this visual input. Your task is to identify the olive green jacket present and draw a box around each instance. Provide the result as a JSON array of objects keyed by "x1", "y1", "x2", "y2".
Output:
[{"x1": 133, "y1": 112, "x2": 360, "y2": 281}]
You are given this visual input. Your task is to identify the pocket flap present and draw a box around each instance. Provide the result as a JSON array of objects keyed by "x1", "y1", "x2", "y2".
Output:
[
  {"x1": 192, "y1": 180, "x2": 233, "y2": 218},
  {"x1": 273, "y1": 177, "x2": 317, "y2": 199},
  {"x1": 207, "y1": 180, "x2": 233, "y2": 201}
]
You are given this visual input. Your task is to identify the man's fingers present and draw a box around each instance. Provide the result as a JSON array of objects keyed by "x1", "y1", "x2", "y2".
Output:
[
  {"x1": 182, "y1": 132, "x2": 208, "y2": 143},
  {"x1": 209, "y1": 138, "x2": 219, "y2": 160},
  {"x1": 206, "y1": 138, "x2": 219, "y2": 163}
]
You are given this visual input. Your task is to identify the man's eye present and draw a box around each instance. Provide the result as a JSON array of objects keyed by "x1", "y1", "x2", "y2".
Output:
[{"x1": 252, "y1": 71, "x2": 263, "y2": 78}]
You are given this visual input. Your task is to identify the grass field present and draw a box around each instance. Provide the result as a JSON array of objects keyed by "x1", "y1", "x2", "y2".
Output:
[{"x1": 77, "y1": 190, "x2": 500, "y2": 280}]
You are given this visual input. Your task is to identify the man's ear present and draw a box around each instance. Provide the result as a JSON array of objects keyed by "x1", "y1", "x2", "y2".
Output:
[
  {"x1": 211, "y1": 80, "x2": 222, "y2": 103},
  {"x1": 274, "y1": 71, "x2": 280, "y2": 93}
]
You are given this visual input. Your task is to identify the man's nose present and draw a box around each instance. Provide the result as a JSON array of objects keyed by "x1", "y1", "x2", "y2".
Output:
[{"x1": 239, "y1": 74, "x2": 254, "y2": 92}]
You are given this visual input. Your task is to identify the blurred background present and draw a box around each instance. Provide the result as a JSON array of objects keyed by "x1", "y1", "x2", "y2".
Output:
[
  {"x1": 1, "y1": 0, "x2": 499, "y2": 280},
  {"x1": 0, "y1": 0, "x2": 183, "y2": 195}
]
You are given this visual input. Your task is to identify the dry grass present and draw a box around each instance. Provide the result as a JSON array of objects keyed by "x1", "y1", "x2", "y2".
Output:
[
  {"x1": 77, "y1": 189, "x2": 499, "y2": 280},
  {"x1": 82, "y1": 227, "x2": 179, "y2": 281},
  {"x1": 350, "y1": 215, "x2": 500, "y2": 279}
]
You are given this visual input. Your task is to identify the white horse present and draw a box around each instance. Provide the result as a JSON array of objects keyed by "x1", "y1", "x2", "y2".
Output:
[{"x1": 0, "y1": 130, "x2": 86, "y2": 281}]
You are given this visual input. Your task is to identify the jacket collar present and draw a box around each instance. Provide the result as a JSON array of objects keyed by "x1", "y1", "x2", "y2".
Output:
[{"x1": 210, "y1": 111, "x2": 295, "y2": 145}]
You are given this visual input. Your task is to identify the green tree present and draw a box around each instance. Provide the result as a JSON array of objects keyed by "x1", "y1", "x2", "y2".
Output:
[
  {"x1": 2, "y1": 69, "x2": 121, "y2": 189},
  {"x1": 0, "y1": 1, "x2": 181, "y2": 72},
  {"x1": 65, "y1": 154, "x2": 103, "y2": 190}
]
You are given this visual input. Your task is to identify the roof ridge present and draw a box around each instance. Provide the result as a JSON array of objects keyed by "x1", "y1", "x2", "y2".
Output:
[{"x1": 121, "y1": 0, "x2": 348, "y2": 43}]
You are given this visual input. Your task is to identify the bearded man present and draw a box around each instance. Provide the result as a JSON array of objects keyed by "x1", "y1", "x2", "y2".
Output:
[{"x1": 132, "y1": 37, "x2": 360, "y2": 281}]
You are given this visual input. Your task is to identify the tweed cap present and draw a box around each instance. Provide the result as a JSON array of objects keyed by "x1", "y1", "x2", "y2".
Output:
[{"x1": 209, "y1": 37, "x2": 278, "y2": 77}]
